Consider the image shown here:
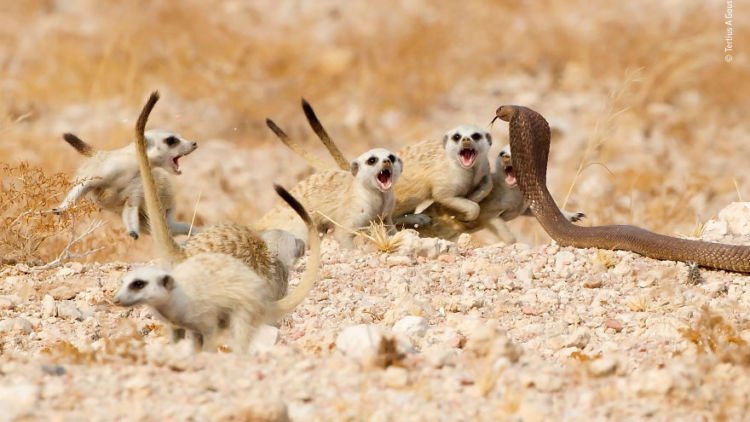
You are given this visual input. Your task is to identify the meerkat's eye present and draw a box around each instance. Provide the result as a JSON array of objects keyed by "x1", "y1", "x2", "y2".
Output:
[
  {"x1": 129, "y1": 279, "x2": 147, "y2": 290},
  {"x1": 164, "y1": 136, "x2": 180, "y2": 147},
  {"x1": 366, "y1": 156, "x2": 378, "y2": 165},
  {"x1": 388, "y1": 154, "x2": 396, "y2": 163},
  {"x1": 451, "y1": 133, "x2": 461, "y2": 142},
  {"x1": 471, "y1": 132, "x2": 482, "y2": 141}
]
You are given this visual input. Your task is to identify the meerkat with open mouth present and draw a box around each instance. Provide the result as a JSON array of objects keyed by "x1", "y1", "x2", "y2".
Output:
[
  {"x1": 53, "y1": 129, "x2": 197, "y2": 239},
  {"x1": 258, "y1": 120, "x2": 402, "y2": 248},
  {"x1": 410, "y1": 145, "x2": 585, "y2": 243},
  {"x1": 114, "y1": 92, "x2": 320, "y2": 353}
]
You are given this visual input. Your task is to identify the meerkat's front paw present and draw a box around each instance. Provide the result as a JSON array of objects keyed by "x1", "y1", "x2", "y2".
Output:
[
  {"x1": 460, "y1": 203, "x2": 481, "y2": 222},
  {"x1": 51, "y1": 207, "x2": 63, "y2": 215},
  {"x1": 565, "y1": 211, "x2": 586, "y2": 222},
  {"x1": 128, "y1": 231, "x2": 140, "y2": 240},
  {"x1": 395, "y1": 213, "x2": 433, "y2": 228}
]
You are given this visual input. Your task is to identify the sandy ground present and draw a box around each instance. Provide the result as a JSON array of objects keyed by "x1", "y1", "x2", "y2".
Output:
[{"x1": 2, "y1": 205, "x2": 750, "y2": 421}]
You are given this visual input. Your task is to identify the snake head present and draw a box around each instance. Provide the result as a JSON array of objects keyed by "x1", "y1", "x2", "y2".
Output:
[{"x1": 494, "y1": 105, "x2": 516, "y2": 123}]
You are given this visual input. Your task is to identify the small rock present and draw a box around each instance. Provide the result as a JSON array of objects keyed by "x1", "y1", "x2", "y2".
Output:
[
  {"x1": 554, "y1": 251, "x2": 575, "y2": 271},
  {"x1": 604, "y1": 318, "x2": 623, "y2": 332},
  {"x1": 700, "y1": 219, "x2": 728, "y2": 240},
  {"x1": 383, "y1": 366, "x2": 409, "y2": 388},
  {"x1": 0, "y1": 295, "x2": 19, "y2": 310},
  {"x1": 41, "y1": 295, "x2": 56, "y2": 318},
  {"x1": 456, "y1": 233, "x2": 472, "y2": 252},
  {"x1": 612, "y1": 262, "x2": 632, "y2": 276},
  {"x1": 516, "y1": 266, "x2": 533, "y2": 283},
  {"x1": 41, "y1": 364, "x2": 66, "y2": 376},
  {"x1": 0, "y1": 383, "x2": 39, "y2": 420},
  {"x1": 583, "y1": 278, "x2": 602, "y2": 288},
  {"x1": 563, "y1": 328, "x2": 590, "y2": 349},
  {"x1": 251, "y1": 325, "x2": 280, "y2": 352},
  {"x1": 392, "y1": 316, "x2": 428, "y2": 338},
  {"x1": 634, "y1": 369, "x2": 673, "y2": 396},
  {"x1": 422, "y1": 345, "x2": 456, "y2": 368},
  {"x1": 48, "y1": 283, "x2": 79, "y2": 300},
  {"x1": 336, "y1": 324, "x2": 383, "y2": 364},
  {"x1": 718, "y1": 202, "x2": 750, "y2": 235},
  {"x1": 0, "y1": 317, "x2": 32, "y2": 334},
  {"x1": 386, "y1": 255, "x2": 413, "y2": 266},
  {"x1": 56, "y1": 300, "x2": 83, "y2": 321},
  {"x1": 589, "y1": 358, "x2": 618, "y2": 377},
  {"x1": 522, "y1": 305, "x2": 540, "y2": 316}
]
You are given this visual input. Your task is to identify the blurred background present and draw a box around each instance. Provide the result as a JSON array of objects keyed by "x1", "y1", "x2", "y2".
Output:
[{"x1": 1, "y1": 0, "x2": 747, "y2": 262}]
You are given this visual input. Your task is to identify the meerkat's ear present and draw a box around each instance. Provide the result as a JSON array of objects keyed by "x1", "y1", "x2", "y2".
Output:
[
  {"x1": 350, "y1": 161, "x2": 359, "y2": 176},
  {"x1": 442, "y1": 134, "x2": 449, "y2": 148},
  {"x1": 486, "y1": 133, "x2": 492, "y2": 146},
  {"x1": 160, "y1": 274, "x2": 175, "y2": 290}
]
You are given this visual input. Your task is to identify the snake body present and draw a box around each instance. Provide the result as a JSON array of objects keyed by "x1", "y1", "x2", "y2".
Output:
[{"x1": 496, "y1": 105, "x2": 750, "y2": 273}]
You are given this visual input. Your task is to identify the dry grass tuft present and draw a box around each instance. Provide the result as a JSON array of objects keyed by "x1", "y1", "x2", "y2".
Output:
[{"x1": 357, "y1": 220, "x2": 404, "y2": 253}]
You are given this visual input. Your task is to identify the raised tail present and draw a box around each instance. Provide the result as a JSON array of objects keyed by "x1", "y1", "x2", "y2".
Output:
[
  {"x1": 134, "y1": 91, "x2": 185, "y2": 265},
  {"x1": 272, "y1": 184, "x2": 320, "y2": 313},
  {"x1": 62, "y1": 133, "x2": 95, "y2": 157},
  {"x1": 265, "y1": 118, "x2": 332, "y2": 171},
  {"x1": 300, "y1": 98, "x2": 350, "y2": 170}
]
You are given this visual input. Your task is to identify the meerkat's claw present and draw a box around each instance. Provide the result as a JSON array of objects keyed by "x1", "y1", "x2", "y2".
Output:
[
  {"x1": 51, "y1": 208, "x2": 63, "y2": 215},
  {"x1": 129, "y1": 231, "x2": 140, "y2": 240}
]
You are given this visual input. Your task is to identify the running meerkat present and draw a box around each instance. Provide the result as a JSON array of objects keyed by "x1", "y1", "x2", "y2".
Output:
[
  {"x1": 258, "y1": 119, "x2": 402, "y2": 248},
  {"x1": 114, "y1": 92, "x2": 320, "y2": 353},
  {"x1": 123, "y1": 93, "x2": 303, "y2": 301},
  {"x1": 53, "y1": 130, "x2": 198, "y2": 239}
]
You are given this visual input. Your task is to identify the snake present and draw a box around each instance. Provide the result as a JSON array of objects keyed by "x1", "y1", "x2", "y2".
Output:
[{"x1": 494, "y1": 105, "x2": 750, "y2": 273}]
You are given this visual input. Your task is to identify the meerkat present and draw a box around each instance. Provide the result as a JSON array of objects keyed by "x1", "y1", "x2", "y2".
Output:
[
  {"x1": 123, "y1": 93, "x2": 304, "y2": 301},
  {"x1": 53, "y1": 130, "x2": 198, "y2": 239},
  {"x1": 114, "y1": 92, "x2": 320, "y2": 353},
  {"x1": 281, "y1": 112, "x2": 585, "y2": 244},
  {"x1": 405, "y1": 145, "x2": 585, "y2": 243},
  {"x1": 258, "y1": 120, "x2": 402, "y2": 248}
]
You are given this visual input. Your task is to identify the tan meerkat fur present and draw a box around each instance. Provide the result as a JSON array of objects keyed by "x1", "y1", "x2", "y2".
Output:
[
  {"x1": 123, "y1": 94, "x2": 301, "y2": 301},
  {"x1": 54, "y1": 130, "x2": 198, "y2": 239},
  {"x1": 393, "y1": 125, "x2": 492, "y2": 221},
  {"x1": 258, "y1": 121, "x2": 402, "y2": 248},
  {"x1": 283, "y1": 116, "x2": 584, "y2": 244},
  {"x1": 404, "y1": 145, "x2": 585, "y2": 243},
  {"x1": 114, "y1": 92, "x2": 320, "y2": 353}
]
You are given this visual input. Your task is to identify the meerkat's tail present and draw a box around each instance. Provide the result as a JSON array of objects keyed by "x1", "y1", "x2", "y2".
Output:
[
  {"x1": 62, "y1": 133, "x2": 95, "y2": 157},
  {"x1": 272, "y1": 184, "x2": 320, "y2": 313},
  {"x1": 264, "y1": 118, "x2": 332, "y2": 171},
  {"x1": 135, "y1": 91, "x2": 186, "y2": 265},
  {"x1": 300, "y1": 98, "x2": 350, "y2": 171}
]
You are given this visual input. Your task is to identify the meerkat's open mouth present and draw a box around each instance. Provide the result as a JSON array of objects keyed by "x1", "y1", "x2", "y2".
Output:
[
  {"x1": 171, "y1": 155, "x2": 184, "y2": 174},
  {"x1": 504, "y1": 164, "x2": 517, "y2": 187},
  {"x1": 458, "y1": 148, "x2": 477, "y2": 168},
  {"x1": 376, "y1": 168, "x2": 393, "y2": 191}
]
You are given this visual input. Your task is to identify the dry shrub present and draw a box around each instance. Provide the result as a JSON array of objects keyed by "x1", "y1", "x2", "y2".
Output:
[
  {"x1": 0, "y1": 162, "x2": 106, "y2": 266},
  {"x1": 680, "y1": 306, "x2": 750, "y2": 366}
]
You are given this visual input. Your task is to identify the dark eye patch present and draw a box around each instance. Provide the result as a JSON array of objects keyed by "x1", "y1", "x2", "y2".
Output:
[
  {"x1": 366, "y1": 156, "x2": 377, "y2": 165},
  {"x1": 388, "y1": 154, "x2": 396, "y2": 163},
  {"x1": 451, "y1": 133, "x2": 461, "y2": 142},
  {"x1": 471, "y1": 132, "x2": 482, "y2": 141},
  {"x1": 164, "y1": 136, "x2": 180, "y2": 147},
  {"x1": 129, "y1": 279, "x2": 147, "y2": 290}
]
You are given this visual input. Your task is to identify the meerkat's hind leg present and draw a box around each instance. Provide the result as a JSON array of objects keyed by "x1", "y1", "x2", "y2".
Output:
[
  {"x1": 333, "y1": 229, "x2": 355, "y2": 249},
  {"x1": 486, "y1": 218, "x2": 517, "y2": 244},
  {"x1": 228, "y1": 309, "x2": 262, "y2": 354},
  {"x1": 190, "y1": 330, "x2": 204, "y2": 352},
  {"x1": 122, "y1": 203, "x2": 141, "y2": 239},
  {"x1": 435, "y1": 197, "x2": 481, "y2": 222}
]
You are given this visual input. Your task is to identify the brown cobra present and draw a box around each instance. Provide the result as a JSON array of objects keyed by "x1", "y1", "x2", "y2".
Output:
[{"x1": 495, "y1": 105, "x2": 750, "y2": 273}]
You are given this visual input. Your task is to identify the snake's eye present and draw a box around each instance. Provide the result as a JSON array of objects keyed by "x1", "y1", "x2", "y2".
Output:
[
  {"x1": 471, "y1": 132, "x2": 482, "y2": 141},
  {"x1": 451, "y1": 133, "x2": 461, "y2": 142}
]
